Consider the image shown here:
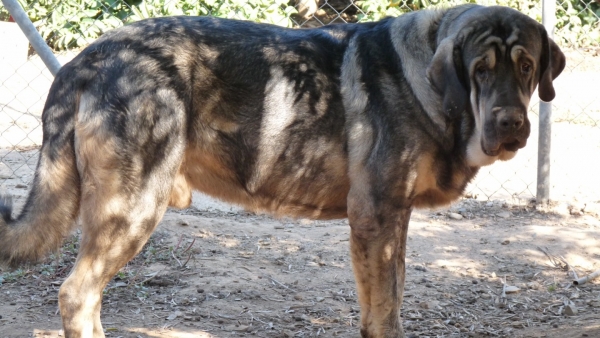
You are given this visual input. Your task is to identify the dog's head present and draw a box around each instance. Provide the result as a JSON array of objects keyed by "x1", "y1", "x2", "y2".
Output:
[{"x1": 427, "y1": 5, "x2": 565, "y2": 166}]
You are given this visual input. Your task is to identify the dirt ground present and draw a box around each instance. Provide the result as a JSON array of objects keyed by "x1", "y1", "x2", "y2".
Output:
[
  {"x1": 0, "y1": 46, "x2": 600, "y2": 338},
  {"x1": 1, "y1": 194, "x2": 600, "y2": 338}
]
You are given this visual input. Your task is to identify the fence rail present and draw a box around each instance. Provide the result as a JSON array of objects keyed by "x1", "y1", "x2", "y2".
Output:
[{"x1": 0, "y1": 0, "x2": 599, "y2": 206}]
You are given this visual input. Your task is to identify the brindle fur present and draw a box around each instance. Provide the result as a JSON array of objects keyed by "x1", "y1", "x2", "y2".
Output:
[{"x1": 0, "y1": 5, "x2": 564, "y2": 337}]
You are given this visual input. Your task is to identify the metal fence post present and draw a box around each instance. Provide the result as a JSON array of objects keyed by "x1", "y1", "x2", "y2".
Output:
[
  {"x1": 536, "y1": 0, "x2": 556, "y2": 204},
  {"x1": 1, "y1": 0, "x2": 62, "y2": 76}
]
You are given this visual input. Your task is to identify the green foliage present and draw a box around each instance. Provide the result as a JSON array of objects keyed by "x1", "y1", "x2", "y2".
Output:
[
  {"x1": 129, "y1": 0, "x2": 297, "y2": 26},
  {"x1": 355, "y1": 0, "x2": 404, "y2": 21},
  {"x1": 355, "y1": 0, "x2": 599, "y2": 48},
  {"x1": 8, "y1": 0, "x2": 296, "y2": 50},
  {"x1": 2, "y1": 0, "x2": 598, "y2": 50},
  {"x1": 23, "y1": 0, "x2": 129, "y2": 50},
  {"x1": 0, "y1": 268, "x2": 27, "y2": 283},
  {"x1": 555, "y1": 0, "x2": 600, "y2": 47}
]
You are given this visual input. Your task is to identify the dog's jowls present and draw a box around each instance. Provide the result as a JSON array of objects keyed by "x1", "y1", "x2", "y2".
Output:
[{"x1": 0, "y1": 4, "x2": 564, "y2": 338}]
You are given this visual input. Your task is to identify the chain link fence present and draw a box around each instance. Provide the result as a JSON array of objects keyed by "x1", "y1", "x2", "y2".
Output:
[{"x1": 0, "y1": 0, "x2": 598, "y2": 206}]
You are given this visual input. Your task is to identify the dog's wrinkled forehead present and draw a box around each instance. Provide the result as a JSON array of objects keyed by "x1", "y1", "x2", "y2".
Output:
[{"x1": 458, "y1": 9, "x2": 543, "y2": 60}]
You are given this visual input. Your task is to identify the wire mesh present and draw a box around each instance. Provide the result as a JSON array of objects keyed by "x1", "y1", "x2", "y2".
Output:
[
  {"x1": 0, "y1": 0, "x2": 598, "y2": 205},
  {"x1": 547, "y1": 0, "x2": 600, "y2": 204}
]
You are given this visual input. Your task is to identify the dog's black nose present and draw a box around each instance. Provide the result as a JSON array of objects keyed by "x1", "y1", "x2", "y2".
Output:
[{"x1": 496, "y1": 108, "x2": 525, "y2": 134}]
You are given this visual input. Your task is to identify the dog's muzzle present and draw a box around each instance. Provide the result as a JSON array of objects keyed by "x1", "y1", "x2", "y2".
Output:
[{"x1": 482, "y1": 106, "x2": 530, "y2": 156}]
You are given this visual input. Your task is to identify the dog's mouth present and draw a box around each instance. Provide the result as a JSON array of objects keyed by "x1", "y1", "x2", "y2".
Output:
[{"x1": 482, "y1": 139, "x2": 525, "y2": 157}]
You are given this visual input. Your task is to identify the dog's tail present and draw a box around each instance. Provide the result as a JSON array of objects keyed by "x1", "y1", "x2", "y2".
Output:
[{"x1": 0, "y1": 67, "x2": 81, "y2": 267}]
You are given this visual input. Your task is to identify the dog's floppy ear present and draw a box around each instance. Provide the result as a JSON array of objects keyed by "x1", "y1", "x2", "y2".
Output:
[
  {"x1": 426, "y1": 37, "x2": 469, "y2": 119},
  {"x1": 537, "y1": 28, "x2": 566, "y2": 102}
]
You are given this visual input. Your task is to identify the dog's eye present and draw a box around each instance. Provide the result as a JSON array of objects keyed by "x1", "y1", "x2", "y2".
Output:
[
  {"x1": 475, "y1": 64, "x2": 488, "y2": 80},
  {"x1": 521, "y1": 63, "x2": 532, "y2": 75}
]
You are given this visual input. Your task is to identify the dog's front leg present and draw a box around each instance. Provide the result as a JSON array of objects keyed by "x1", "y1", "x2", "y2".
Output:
[{"x1": 348, "y1": 200, "x2": 411, "y2": 338}]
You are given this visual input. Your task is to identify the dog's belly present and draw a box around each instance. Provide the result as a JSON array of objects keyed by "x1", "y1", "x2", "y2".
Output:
[{"x1": 179, "y1": 140, "x2": 350, "y2": 220}]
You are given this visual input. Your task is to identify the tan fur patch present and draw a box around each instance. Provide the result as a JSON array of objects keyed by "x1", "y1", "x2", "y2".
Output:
[
  {"x1": 181, "y1": 145, "x2": 251, "y2": 207},
  {"x1": 412, "y1": 153, "x2": 465, "y2": 208},
  {"x1": 168, "y1": 166, "x2": 192, "y2": 209}
]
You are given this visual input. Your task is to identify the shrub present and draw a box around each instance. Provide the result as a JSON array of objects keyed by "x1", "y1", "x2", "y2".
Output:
[
  {"x1": 355, "y1": 0, "x2": 599, "y2": 48},
  {"x1": 1, "y1": 0, "x2": 598, "y2": 50}
]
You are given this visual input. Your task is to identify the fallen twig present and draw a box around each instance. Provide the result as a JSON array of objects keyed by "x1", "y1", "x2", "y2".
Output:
[
  {"x1": 174, "y1": 235, "x2": 184, "y2": 252},
  {"x1": 264, "y1": 274, "x2": 296, "y2": 292},
  {"x1": 573, "y1": 268, "x2": 600, "y2": 286},
  {"x1": 565, "y1": 259, "x2": 579, "y2": 280},
  {"x1": 137, "y1": 271, "x2": 160, "y2": 286},
  {"x1": 181, "y1": 252, "x2": 193, "y2": 267},
  {"x1": 537, "y1": 246, "x2": 568, "y2": 270},
  {"x1": 171, "y1": 250, "x2": 183, "y2": 267},
  {"x1": 182, "y1": 238, "x2": 196, "y2": 254}
]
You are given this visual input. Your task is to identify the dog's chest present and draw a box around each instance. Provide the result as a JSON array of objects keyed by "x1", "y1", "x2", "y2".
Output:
[{"x1": 411, "y1": 153, "x2": 474, "y2": 208}]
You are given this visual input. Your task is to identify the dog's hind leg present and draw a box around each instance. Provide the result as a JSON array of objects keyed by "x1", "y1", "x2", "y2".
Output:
[{"x1": 58, "y1": 93, "x2": 187, "y2": 337}]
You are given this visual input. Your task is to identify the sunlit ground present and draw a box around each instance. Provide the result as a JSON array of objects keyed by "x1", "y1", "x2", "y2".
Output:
[{"x1": 33, "y1": 328, "x2": 214, "y2": 337}]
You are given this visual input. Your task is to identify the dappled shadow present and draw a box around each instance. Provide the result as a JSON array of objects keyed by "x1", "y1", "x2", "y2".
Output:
[{"x1": 2, "y1": 203, "x2": 600, "y2": 337}]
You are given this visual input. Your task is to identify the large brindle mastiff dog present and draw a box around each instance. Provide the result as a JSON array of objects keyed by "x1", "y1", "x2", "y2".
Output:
[{"x1": 0, "y1": 4, "x2": 564, "y2": 337}]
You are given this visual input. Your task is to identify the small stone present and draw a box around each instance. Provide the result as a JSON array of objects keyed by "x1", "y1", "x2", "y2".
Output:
[
  {"x1": 418, "y1": 300, "x2": 438, "y2": 310},
  {"x1": 226, "y1": 325, "x2": 249, "y2": 332},
  {"x1": 496, "y1": 211, "x2": 511, "y2": 218},
  {"x1": 274, "y1": 225, "x2": 285, "y2": 229},
  {"x1": 570, "y1": 208, "x2": 583, "y2": 216},
  {"x1": 565, "y1": 304, "x2": 578, "y2": 316},
  {"x1": 316, "y1": 297, "x2": 325, "y2": 302},
  {"x1": 504, "y1": 285, "x2": 520, "y2": 293},
  {"x1": 569, "y1": 202, "x2": 586, "y2": 215},
  {"x1": 167, "y1": 311, "x2": 183, "y2": 321},
  {"x1": 197, "y1": 288, "x2": 205, "y2": 293},
  {"x1": 413, "y1": 264, "x2": 427, "y2": 272},
  {"x1": 472, "y1": 279, "x2": 478, "y2": 284},
  {"x1": 501, "y1": 239, "x2": 510, "y2": 245},
  {"x1": 511, "y1": 321, "x2": 524, "y2": 328},
  {"x1": 15, "y1": 184, "x2": 27, "y2": 189},
  {"x1": 448, "y1": 212, "x2": 463, "y2": 220},
  {"x1": 179, "y1": 220, "x2": 189, "y2": 226},
  {"x1": 294, "y1": 294, "x2": 303, "y2": 301}
]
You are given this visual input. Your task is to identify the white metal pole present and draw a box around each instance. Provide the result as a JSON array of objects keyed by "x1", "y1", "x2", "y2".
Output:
[{"x1": 536, "y1": 0, "x2": 556, "y2": 204}]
